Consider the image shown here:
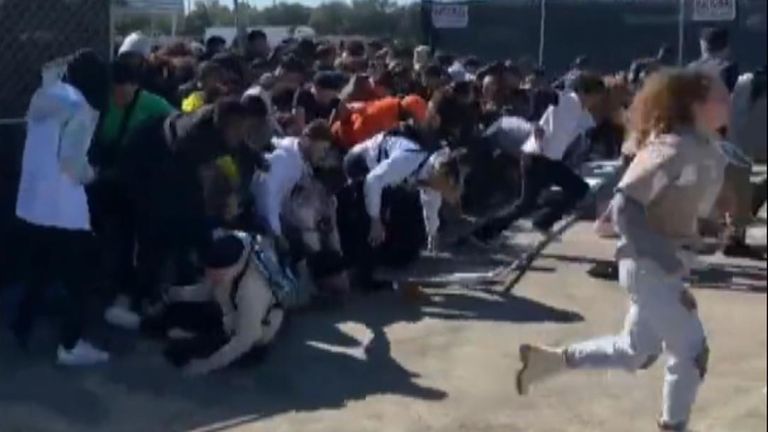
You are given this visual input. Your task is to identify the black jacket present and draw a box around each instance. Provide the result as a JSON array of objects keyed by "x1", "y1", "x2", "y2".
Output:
[{"x1": 119, "y1": 107, "x2": 231, "y2": 231}]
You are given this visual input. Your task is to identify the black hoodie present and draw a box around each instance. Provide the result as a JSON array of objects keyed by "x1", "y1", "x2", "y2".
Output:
[{"x1": 119, "y1": 106, "x2": 231, "y2": 231}]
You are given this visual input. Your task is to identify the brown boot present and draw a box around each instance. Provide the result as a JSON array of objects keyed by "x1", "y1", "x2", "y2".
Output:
[{"x1": 516, "y1": 344, "x2": 567, "y2": 396}]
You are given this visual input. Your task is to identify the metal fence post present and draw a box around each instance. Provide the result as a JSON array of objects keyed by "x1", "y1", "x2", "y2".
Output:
[
  {"x1": 539, "y1": 0, "x2": 547, "y2": 67},
  {"x1": 678, "y1": 0, "x2": 686, "y2": 65}
]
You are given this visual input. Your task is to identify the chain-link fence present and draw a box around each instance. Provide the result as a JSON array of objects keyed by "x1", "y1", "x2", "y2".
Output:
[
  {"x1": 426, "y1": 0, "x2": 767, "y2": 74},
  {"x1": 0, "y1": 0, "x2": 110, "y2": 282}
]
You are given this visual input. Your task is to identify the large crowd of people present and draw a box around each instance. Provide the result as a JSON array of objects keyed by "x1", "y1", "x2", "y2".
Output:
[{"x1": 3, "y1": 24, "x2": 766, "y2": 431}]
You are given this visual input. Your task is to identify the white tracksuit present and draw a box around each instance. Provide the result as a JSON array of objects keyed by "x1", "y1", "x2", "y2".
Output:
[{"x1": 564, "y1": 130, "x2": 727, "y2": 427}]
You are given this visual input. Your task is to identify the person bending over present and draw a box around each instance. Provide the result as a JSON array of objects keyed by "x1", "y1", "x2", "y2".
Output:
[
  {"x1": 472, "y1": 73, "x2": 606, "y2": 242},
  {"x1": 251, "y1": 120, "x2": 347, "y2": 303},
  {"x1": 336, "y1": 90, "x2": 467, "y2": 290}
]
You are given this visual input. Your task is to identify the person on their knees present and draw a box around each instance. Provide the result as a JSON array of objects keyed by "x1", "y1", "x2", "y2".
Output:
[
  {"x1": 472, "y1": 73, "x2": 606, "y2": 242},
  {"x1": 143, "y1": 232, "x2": 285, "y2": 376},
  {"x1": 118, "y1": 96, "x2": 270, "y2": 320},
  {"x1": 516, "y1": 70, "x2": 730, "y2": 432},
  {"x1": 13, "y1": 50, "x2": 111, "y2": 366},
  {"x1": 337, "y1": 90, "x2": 466, "y2": 289}
]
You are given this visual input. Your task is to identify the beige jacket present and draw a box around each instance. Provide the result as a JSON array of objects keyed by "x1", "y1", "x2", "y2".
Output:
[{"x1": 618, "y1": 130, "x2": 727, "y2": 247}]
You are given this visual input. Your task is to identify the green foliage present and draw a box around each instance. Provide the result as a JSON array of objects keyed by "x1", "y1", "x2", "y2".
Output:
[{"x1": 114, "y1": 0, "x2": 421, "y2": 41}]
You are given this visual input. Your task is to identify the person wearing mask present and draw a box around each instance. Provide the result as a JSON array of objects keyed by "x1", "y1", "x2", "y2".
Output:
[
  {"x1": 117, "y1": 96, "x2": 270, "y2": 318},
  {"x1": 472, "y1": 73, "x2": 606, "y2": 242},
  {"x1": 90, "y1": 53, "x2": 175, "y2": 328},
  {"x1": 516, "y1": 69, "x2": 730, "y2": 432},
  {"x1": 142, "y1": 231, "x2": 287, "y2": 376},
  {"x1": 336, "y1": 90, "x2": 467, "y2": 290},
  {"x1": 13, "y1": 50, "x2": 111, "y2": 366}
]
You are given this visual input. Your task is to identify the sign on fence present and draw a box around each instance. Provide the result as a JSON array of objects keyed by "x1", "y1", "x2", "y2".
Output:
[
  {"x1": 692, "y1": 0, "x2": 737, "y2": 22},
  {"x1": 432, "y1": 3, "x2": 469, "y2": 29}
]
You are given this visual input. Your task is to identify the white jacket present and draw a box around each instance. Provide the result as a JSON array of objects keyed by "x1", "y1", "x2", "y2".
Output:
[{"x1": 16, "y1": 78, "x2": 99, "y2": 231}]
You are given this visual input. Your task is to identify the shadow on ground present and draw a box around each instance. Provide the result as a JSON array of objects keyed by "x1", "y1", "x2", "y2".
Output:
[
  {"x1": 541, "y1": 252, "x2": 767, "y2": 293},
  {"x1": 0, "y1": 284, "x2": 582, "y2": 432}
]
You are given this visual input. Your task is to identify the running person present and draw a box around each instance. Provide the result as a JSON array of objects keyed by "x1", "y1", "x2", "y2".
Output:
[{"x1": 515, "y1": 69, "x2": 730, "y2": 431}]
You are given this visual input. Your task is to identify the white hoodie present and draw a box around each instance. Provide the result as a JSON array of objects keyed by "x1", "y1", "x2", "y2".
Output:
[{"x1": 16, "y1": 76, "x2": 99, "y2": 231}]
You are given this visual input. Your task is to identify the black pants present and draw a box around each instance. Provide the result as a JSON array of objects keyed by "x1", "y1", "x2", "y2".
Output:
[
  {"x1": 133, "y1": 214, "x2": 211, "y2": 311},
  {"x1": 142, "y1": 302, "x2": 267, "y2": 368},
  {"x1": 12, "y1": 222, "x2": 96, "y2": 350},
  {"x1": 89, "y1": 179, "x2": 137, "y2": 302},
  {"x1": 474, "y1": 154, "x2": 589, "y2": 240},
  {"x1": 336, "y1": 181, "x2": 427, "y2": 285}
]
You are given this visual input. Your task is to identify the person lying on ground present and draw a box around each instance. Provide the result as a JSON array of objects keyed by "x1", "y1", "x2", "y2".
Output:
[{"x1": 143, "y1": 231, "x2": 287, "y2": 376}]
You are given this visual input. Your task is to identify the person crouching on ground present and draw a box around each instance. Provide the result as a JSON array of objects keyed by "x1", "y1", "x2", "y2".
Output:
[
  {"x1": 251, "y1": 120, "x2": 347, "y2": 305},
  {"x1": 116, "y1": 96, "x2": 270, "y2": 324},
  {"x1": 336, "y1": 89, "x2": 467, "y2": 290},
  {"x1": 516, "y1": 69, "x2": 730, "y2": 432},
  {"x1": 142, "y1": 232, "x2": 285, "y2": 376},
  {"x1": 472, "y1": 72, "x2": 607, "y2": 243},
  {"x1": 13, "y1": 50, "x2": 111, "y2": 366}
]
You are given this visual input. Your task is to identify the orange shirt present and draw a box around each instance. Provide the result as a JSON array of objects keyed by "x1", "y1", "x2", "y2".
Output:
[{"x1": 333, "y1": 97, "x2": 402, "y2": 150}]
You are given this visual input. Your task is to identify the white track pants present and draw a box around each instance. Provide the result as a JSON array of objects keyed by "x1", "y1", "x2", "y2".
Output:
[{"x1": 566, "y1": 258, "x2": 709, "y2": 426}]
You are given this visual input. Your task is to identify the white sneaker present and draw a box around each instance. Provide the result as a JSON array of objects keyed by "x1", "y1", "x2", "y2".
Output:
[
  {"x1": 516, "y1": 344, "x2": 567, "y2": 395},
  {"x1": 104, "y1": 304, "x2": 141, "y2": 330},
  {"x1": 57, "y1": 340, "x2": 110, "y2": 366}
]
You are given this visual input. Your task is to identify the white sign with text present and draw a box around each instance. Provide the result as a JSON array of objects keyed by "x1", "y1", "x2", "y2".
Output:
[
  {"x1": 692, "y1": 0, "x2": 737, "y2": 22},
  {"x1": 432, "y1": 3, "x2": 469, "y2": 29}
]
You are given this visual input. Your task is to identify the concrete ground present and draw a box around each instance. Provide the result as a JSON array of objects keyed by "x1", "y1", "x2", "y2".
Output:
[{"x1": 0, "y1": 221, "x2": 765, "y2": 432}]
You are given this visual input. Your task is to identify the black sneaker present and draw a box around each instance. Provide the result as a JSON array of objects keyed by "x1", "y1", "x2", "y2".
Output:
[
  {"x1": 723, "y1": 240, "x2": 764, "y2": 260},
  {"x1": 587, "y1": 262, "x2": 619, "y2": 281}
]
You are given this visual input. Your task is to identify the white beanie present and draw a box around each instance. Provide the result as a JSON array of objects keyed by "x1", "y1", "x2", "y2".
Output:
[{"x1": 118, "y1": 32, "x2": 152, "y2": 58}]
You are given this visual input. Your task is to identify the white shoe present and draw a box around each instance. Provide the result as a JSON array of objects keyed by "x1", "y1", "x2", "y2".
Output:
[
  {"x1": 104, "y1": 304, "x2": 141, "y2": 330},
  {"x1": 516, "y1": 344, "x2": 567, "y2": 395},
  {"x1": 57, "y1": 340, "x2": 110, "y2": 366}
]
